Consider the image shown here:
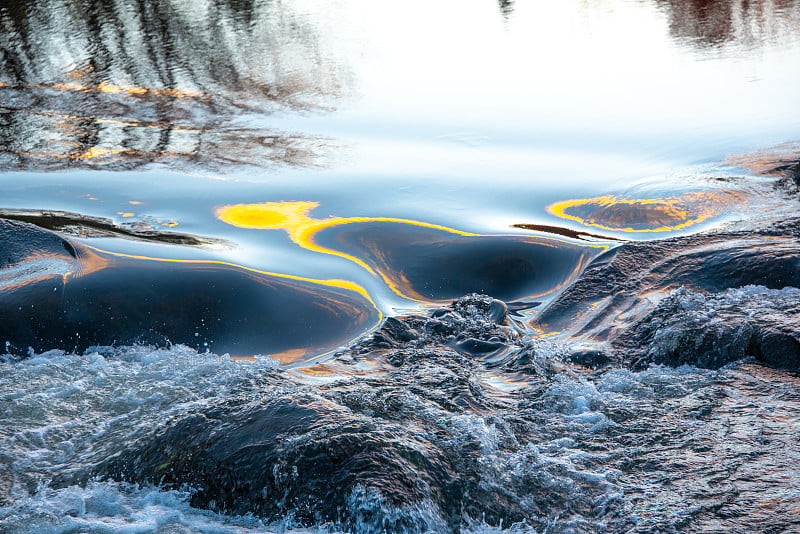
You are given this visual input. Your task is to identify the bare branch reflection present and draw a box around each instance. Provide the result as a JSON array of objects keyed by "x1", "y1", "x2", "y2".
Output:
[
  {"x1": 0, "y1": 0, "x2": 348, "y2": 171},
  {"x1": 498, "y1": 0, "x2": 514, "y2": 18}
]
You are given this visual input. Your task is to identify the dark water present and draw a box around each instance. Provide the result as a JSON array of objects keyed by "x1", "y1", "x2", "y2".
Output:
[
  {"x1": 1, "y1": 0, "x2": 799, "y2": 359},
  {"x1": 2, "y1": 0, "x2": 800, "y2": 532}
]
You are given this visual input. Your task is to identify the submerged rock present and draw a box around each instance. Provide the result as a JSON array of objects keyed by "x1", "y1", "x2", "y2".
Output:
[
  {"x1": 91, "y1": 355, "x2": 617, "y2": 532},
  {"x1": 535, "y1": 212, "x2": 800, "y2": 370},
  {"x1": 7, "y1": 292, "x2": 798, "y2": 533},
  {"x1": 0, "y1": 219, "x2": 378, "y2": 359},
  {"x1": 0, "y1": 218, "x2": 78, "y2": 269},
  {"x1": 98, "y1": 392, "x2": 463, "y2": 532}
]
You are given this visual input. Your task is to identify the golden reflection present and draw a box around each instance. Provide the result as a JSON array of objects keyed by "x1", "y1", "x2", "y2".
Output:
[
  {"x1": 75, "y1": 147, "x2": 125, "y2": 160},
  {"x1": 547, "y1": 190, "x2": 748, "y2": 233},
  {"x1": 74, "y1": 245, "x2": 381, "y2": 364},
  {"x1": 0, "y1": 0, "x2": 347, "y2": 172},
  {"x1": 267, "y1": 348, "x2": 311, "y2": 365},
  {"x1": 11, "y1": 147, "x2": 185, "y2": 162},
  {"x1": 80, "y1": 243, "x2": 377, "y2": 306},
  {"x1": 216, "y1": 201, "x2": 606, "y2": 303},
  {"x1": 1, "y1": 238, "x2": 380, "y2": 364},
  {"x1": 725, "y1": 143, "x2": 800, "y2": 176},
  {"x1": 49, "y1": 81, "x2": 201, "y2": 98}
]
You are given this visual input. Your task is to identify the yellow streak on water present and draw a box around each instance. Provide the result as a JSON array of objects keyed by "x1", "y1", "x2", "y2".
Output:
[
  {"x1": 215, "y1": 201, "x2": 607, "y2": 302},
  {"x1": 78, "y1": 244, "x2": 378, "y2": 307},
  {"x1": 67, "y1": 244, "x2": 384, "y2": 364},
  {"x1": 547, "y1": 190, "x2": 748, "y2": 233},
  {"x1": 47, "y1": 81, "x2": 201, "y2": 98}
]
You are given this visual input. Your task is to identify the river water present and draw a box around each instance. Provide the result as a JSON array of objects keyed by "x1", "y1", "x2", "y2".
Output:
[
  {"x1": 2, "y1": 0, "x2": 800, "y2": 338},
  {"x1": 2, "y1": 0, "x2": 800, "y2": 532}
]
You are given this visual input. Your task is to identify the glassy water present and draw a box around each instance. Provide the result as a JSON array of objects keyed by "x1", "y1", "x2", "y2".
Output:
[{"x1": 1, "y1": 0, "x2": 799, "y2": 355}]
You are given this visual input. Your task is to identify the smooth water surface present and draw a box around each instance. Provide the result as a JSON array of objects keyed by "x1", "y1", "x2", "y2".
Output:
[{"x1": 1, "y1": 0, "x2": 800, "y2": 360}]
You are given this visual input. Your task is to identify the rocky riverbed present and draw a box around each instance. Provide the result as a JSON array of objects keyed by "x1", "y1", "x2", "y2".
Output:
[{"x1": 2, "y1": 163, "x2": 800, "y2": 533}]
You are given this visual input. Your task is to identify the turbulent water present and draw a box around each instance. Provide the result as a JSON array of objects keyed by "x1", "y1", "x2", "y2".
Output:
[{"x1": 2, "y1": 0, "x2": 800, "y2": 532}]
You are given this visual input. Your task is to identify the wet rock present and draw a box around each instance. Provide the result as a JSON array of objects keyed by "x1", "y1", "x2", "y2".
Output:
[
  {"x1": 96, "y1": 392, "x2": 464, "y2": 532},
  {"x1": 90, "y1": 353, "x2": 627, "y2": 533},
  {"x1": 451, "y1": 337, "x2": 507, "y2": 358},
  {"x1": 85, "y1": 302, "x2": 621, "y2": 532},
  {"x1": 566, "y1": 348, "x2": 611, "y2": 369},
  {"x1": 368, "y1": 316, "x2": 417, "y2": 348},
  {"x1": 535, "y1": 214, "x2": 800, "y2": 370},
  {"x1": 617, "y1": 286, "x2": 800, "y2": 370},
  {"x1": 0, "y1": 218, "x2": 78, "y2": 269},
  {"x1": 93, "y1": 381, "x2": 544, "y2": 532},
  {"x1": 353, "y1": 294, "x2": 516, "y2": 358}
]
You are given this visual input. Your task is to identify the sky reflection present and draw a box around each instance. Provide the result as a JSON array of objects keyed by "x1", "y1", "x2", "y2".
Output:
[{"x1": 0, "y1": 0, "x2": 799, "y2": 332}]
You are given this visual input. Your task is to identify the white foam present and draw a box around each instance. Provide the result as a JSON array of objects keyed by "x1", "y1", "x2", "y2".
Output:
[{"x1": 0, "y1": 482, "x2": 316, "y2": 534}]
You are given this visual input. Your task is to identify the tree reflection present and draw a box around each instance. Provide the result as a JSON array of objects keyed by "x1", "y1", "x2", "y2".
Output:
[
  {"x1": 655, "y1": 0, "x2": 800, "y2": 49},
  {"x1": 0, "y1": 0, "x2": 345, "y2": 171},
  {"x1": 498, "y1": 0, "x2": 515, "y2": 18}
]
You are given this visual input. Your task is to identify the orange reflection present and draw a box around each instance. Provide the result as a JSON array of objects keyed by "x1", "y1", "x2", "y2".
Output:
[
  {"x1": 80, "y1": 243, "x2": 376, "y2": 306},
  {"x1": 1, "y1": 239, "x2": 381, "y2": 364},
  {"x1": 11, "y1": 148, "x2": 185, "y2": 162},
  {"x1": 0, "y1": 244, "x2": 112, "y2": 291},
  {"x1": 547, "y1": 190, "x2": 748, "y2": 233},
  {"x1": 49, "y1": 81, "x2": 201, "y2": 98},
  {"x1": 268, "y1": 348, "x2": 311, "y2": 365},
  {"x1": 216, "y1": 201, "x2": 606, "y2": 302},
  {"x1": 725, "y1": 143, "x2": 800, "y2": 177}
]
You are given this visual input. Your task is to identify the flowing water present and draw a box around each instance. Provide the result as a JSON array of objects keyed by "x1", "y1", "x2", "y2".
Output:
[{"x1": 2, "y1": 0, "x2": 800, "y2": 532}]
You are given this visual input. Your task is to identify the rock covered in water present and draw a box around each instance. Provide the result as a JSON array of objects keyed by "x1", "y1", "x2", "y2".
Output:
[
  {"x1": 617, "y1": 286, "x2": 800, "y2": 370},
  {"x1": 0, "y1": 218, "x2": 379, "y2": 359},
  {"x1": 85, "y1": 296, "x2": 624, "y2": 532},
  {"x1": 535, "y1": 213, "x2": 800, "y2": 370},
  {"x1": 352, "y1": 294, "x2": 519, "y2": 360},
  {"x1": 0, "y1": 218, "x2": 78, "y2": 269},
  {"x1": 91, "y1": 343, "x2": 618, "y2": 532},
  {"x1": 97, "y1": 392, "x2": 462, "y2": 532}
]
